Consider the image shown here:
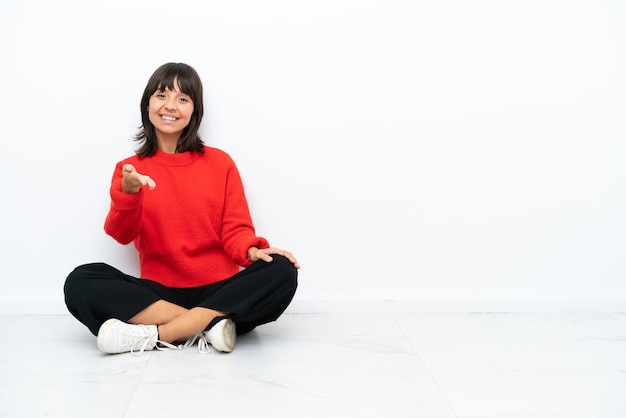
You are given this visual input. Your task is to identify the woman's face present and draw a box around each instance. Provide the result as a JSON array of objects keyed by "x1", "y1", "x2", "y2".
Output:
[{"x1": 147, "y1": 79, "x2": 194, "y2": 139}]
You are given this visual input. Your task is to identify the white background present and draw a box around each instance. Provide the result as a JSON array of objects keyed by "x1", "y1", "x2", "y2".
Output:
[{"x1": 1, "y1": 0, "x2": 625, "y2": 313}]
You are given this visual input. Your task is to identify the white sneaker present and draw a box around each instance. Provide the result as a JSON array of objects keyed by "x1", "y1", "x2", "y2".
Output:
[
  {"x1": 97, "y1": 318, "x2": 159, "y2": 355},
  {"x1": 200, "y1": 318, "x2": 236, "y2": 353}
]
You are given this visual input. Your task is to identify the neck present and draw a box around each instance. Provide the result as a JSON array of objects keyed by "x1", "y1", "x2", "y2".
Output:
[{"x1": 157, "y1": 134, "x2": 179, "y2": 154}]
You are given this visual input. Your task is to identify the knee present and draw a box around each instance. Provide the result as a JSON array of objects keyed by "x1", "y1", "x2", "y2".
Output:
[
  {"x1": 64, "y1": 264, "x2": 89, "y2": 299},
  {"x1": 271, "y1": 255, "x2": 298, "y2": 288},
  {"x1": 64, "y1": 262, "x2": 107, "y2": 297},
  {"x1": 271, "y1": 254, "x2": 297, "y2": 273}
]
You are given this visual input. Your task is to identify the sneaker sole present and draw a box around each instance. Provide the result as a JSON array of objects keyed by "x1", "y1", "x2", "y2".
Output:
[
  {"x1": 211, "y1": 319, "x2": 236, "y2": 352},
  {"x1": 96, "y1": 318, "x2": 122, "y2": 353}
]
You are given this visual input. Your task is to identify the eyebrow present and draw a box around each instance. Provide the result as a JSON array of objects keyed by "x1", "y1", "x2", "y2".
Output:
[{"x1": 155, "y1": 88, "x2": 190, "y2": 97}]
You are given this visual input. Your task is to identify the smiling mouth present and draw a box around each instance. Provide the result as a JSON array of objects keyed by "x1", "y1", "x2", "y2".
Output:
[{"x1": 160, "y1": 115, "x2": 178, "y2": 121}]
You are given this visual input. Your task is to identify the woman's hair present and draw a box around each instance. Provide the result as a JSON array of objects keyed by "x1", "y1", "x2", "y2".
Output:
[{"x1": 134, "y1": 63, "x2": 205, "y2": 157}]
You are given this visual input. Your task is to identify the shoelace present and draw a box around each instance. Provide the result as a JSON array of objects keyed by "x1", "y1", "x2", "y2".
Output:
[
  {"x1": 128, "y1": 328, "x2": 191, "y2": 356},
  {"x1": 130, "y1": 339, "x2": 180, "y2": 356},
  {"x1": 129, "y1": 331, "x2": 212, "y2": 355},
  {"x1": 197, "y1": 332, "x2": 211, "y2": 354},
  {"x1": 118, "y1": 324, "x2": 157, "y2": 356},
  {"x1": 180, "y1": 332, "x2": 212, "y2": 354},
  {"x1": 153, "y1": 340, "x2": 186, "y2": 352}
]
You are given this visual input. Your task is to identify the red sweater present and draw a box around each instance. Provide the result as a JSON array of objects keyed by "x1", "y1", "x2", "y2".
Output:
[{"x1": 104, "y1": 146, "x2": 269, "y2": 287}]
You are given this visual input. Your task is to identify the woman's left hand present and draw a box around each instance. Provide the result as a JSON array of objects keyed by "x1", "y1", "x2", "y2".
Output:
[{"x1": 248, "y1": 247, "x2": 301, "y2": 269}]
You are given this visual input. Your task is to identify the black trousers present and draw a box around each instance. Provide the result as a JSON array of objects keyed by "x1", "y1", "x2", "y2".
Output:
[{"x1": 64, "y1": 255, "x2": 298, "y2": 336}]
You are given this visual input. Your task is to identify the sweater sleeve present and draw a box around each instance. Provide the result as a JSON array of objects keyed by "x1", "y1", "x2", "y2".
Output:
[
  {"x1": 103, "y1": 162, "x2": 144, "y2": 245},
  {"x1": 220, "y1": 159, "x2": 269, "y2": 266}
]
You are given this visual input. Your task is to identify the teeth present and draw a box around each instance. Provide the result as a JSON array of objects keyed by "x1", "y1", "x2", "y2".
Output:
[{"x1": 161, "y1": 115, "x2": 177, "y2": 121}]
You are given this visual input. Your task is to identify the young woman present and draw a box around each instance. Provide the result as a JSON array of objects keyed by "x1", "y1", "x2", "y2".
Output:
[{"x1": 64, "y1": 63, "x2": 299, "y2": 354}]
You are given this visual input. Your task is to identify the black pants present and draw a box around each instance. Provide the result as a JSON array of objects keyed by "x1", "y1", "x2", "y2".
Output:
[{"x1": 64, "y1": 255, "x2": 298, "y2": 336}]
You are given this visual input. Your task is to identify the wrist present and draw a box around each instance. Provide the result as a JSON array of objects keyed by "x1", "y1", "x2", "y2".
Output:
[
  {"x1": 247, "y1": 246, "x2": 258, "y2": 261},
  {"x1": 121, "y1": 181, "x2": 141, "y2": 194}
]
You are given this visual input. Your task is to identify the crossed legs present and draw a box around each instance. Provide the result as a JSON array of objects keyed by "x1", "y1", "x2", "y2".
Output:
[
  {"x1": 64, "y1": 256, "x2": 298, "y2": 352},
  {"x1": 128, "y1": 300, "x2": 226, "y2": 343}
]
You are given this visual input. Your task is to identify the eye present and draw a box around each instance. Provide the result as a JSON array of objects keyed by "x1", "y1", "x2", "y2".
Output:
[
  {"x1": 155, "y1": 92, "x2": 167, "y2": 99},
  {"x1": 179, "y1": 96, "x2": 191, "y2": 103}
]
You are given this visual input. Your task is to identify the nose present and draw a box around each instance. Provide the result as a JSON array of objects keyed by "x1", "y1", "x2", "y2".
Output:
[{"x1": 165, "y1": 97, "x2": 177, "y2": 110}]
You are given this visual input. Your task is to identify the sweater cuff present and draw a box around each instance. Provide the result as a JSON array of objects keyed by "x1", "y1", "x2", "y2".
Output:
[
  {"x1": 110, "y1": 179, "x2": 144, "y2": 210},
  {"x1": 241, "y1": 237, "x2": 270, "y2": 266}
]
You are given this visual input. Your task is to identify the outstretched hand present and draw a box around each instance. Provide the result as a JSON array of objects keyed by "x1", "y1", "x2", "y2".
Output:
[
  {"x1": 248, "y1": 247, "x2": 301, "y2": 269},
  {"x1": 121, "y1": 164, "x2": 156, "y2": 194}
]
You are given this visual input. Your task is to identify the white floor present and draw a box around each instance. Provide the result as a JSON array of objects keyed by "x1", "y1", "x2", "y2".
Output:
[{"x1": 1, "y1": 312, "x2": 625, "y2": 418}]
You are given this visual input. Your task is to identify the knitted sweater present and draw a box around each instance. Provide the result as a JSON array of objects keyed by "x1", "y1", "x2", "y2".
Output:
[{"x1": 104, "y1": 146, "x2": 269, "y2": 287}]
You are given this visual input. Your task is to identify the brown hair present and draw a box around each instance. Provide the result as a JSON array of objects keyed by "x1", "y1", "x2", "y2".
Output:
[{"x1": 134, "y1": 63, "x2": 205, "y2": 157}]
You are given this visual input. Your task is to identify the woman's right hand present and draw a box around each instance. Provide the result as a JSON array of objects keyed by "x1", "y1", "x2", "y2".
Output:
[{"x1": 121, "y1": 164, "x2": 156, "y2": 194}]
